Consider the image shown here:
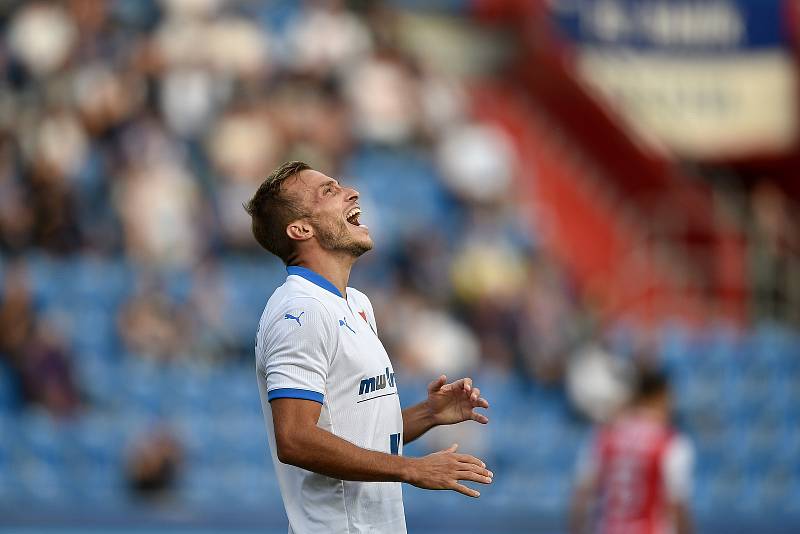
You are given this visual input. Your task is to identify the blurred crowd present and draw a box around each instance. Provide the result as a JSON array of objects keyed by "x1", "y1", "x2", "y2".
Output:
[
  {"x1": 747, "y1": 179, "x2": 800, "y2": 326},
  {"x1": 1, "y1": 0, "x2": 795, "y2": 422},
  {"x1": 0, "y1": 261, "x2": 80, "y2": 417},
  {"x1": 0, "y1": 0, "x2": 595, "y2": 422},
  {"x1": 1, "y1": 2, "x2": 798, "y2": 522}
]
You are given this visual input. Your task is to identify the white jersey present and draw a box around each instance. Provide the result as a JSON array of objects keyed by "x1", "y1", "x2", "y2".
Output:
[{"x1": 255, "y1": 266, "x2": 406, "y2": 534}]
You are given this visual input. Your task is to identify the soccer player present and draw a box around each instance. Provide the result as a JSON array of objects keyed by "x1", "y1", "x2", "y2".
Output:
[
  {"x1": 569, "y1": 370, "x2": 694, "y2": 534},
  {"x1": 244, "y1": 161, "x2": 493, "y2": 533}
]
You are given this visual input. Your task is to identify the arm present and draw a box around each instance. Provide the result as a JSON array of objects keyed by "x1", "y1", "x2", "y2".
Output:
[
  {"x1": 664, "y1": 436, "x2": 695, "y2": 534},
  {"x1": 263, "y1": 299, "x2": 492, "y2": 496},
  {"x1": 672, "y1": 502, "x2": 693, "y2": 534},
  {"x1": 569, "y1": 435, "x2": 599, "y2": 534},
  {"x1": 358, "y1": 294, "x2": 488, "y2": 444},
  {"x1": 271, "y1": 397, "x2": 493, "y2": 497},
  {"x1": 402, "y1": 402, "x2": 436, "y2": 445},
  {"x1": 402, "y1": 376, "x2": 490, "y2": 444},
  {"x1": 569, "y1": 478, "x2": 596, "y2": 534}
]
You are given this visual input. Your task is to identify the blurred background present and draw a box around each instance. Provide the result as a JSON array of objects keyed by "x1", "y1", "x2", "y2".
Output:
[{"x1": 0, "y1": 0, "x2": 799, "y2": 532}]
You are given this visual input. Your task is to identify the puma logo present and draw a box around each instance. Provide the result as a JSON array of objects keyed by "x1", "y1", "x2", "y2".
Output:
[{"x1": 284, "y1": 312, "x2": 305, "y2": 326}]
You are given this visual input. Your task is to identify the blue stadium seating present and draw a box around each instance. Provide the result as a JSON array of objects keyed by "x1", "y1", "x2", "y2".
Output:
[
  {"x1": 344, "y1": 148, "x2": 457, "y2": 246},
  {"x1": 4, "y1": 256, "x2": 800, "y2": 520},
  {"x1": 0, "y1": 362, "x2": 17, "y2": 412}
]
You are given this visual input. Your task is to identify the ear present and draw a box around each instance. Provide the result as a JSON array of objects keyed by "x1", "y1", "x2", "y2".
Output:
[{"x1": 286, "y1": 220, "x2": 313, "y2": 241}]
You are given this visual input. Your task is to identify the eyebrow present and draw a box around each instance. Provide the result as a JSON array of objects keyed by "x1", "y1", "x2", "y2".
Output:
[{"x1": 319, "y1": 179, "x2": 339, "y2": 190}]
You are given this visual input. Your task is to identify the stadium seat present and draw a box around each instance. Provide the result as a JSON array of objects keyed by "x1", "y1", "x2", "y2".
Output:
[
  {"x1": 71, "y1": 258, "x2": 132, "y2": 305},
  {"x1": 74, "y1": 463, "x2": 125, "y2": 505},
  {"x1": 72, "y1": 413, "x2": 125, "y2": 470},
  {"x1": 0, "y1": 362, "x2": 18, "y2": 413},
  {"x1": 17, "y1": 458, "x2": 70, "y2": 504},
  {"x1": 18, "y1": 412, "x2": 76, "y2": 468},
  {"x1": 181, "y1": 465, "x2": 221, "y2": 506}
]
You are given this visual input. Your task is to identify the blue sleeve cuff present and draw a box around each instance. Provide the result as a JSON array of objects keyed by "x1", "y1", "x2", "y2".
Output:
[{"x1": 268, "y1": 388, "x2": 324, "y2": 404}]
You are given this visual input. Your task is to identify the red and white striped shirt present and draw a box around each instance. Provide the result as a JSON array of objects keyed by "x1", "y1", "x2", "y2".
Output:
[{"x1": 576, "y1": 414, "x2": 694, "y2": 534}]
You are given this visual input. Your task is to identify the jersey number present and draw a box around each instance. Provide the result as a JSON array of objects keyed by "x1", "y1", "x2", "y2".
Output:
[{"x1": 389, "y1": 433, "x2": 401, "y2": 455}]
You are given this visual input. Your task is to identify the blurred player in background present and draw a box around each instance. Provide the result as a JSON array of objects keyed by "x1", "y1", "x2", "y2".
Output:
[
  {"x1": 570, "y1": 370, "x2": 694, "y2": 534},
  {"x1": 245, "y1": 161, "x2": 492, "y2": 533}
]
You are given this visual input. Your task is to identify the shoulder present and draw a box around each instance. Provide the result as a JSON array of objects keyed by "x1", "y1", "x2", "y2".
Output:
[
  {"x1": 265, "y1": 280, "x2": 338, "y2": 320},
  {"x1": 256, "y1": 293, "x2": 340, "y2": 367},
  {"x1": 259, "y1": 293, "x2": 338, "y2": 345},
  {"x1": 662, "y1": 433, "x2": 694, "y2": 498},
  {"x1": 268, "y1": 294, "x2": 336, "y2": 325},
  {"x1": 346, "y1": 286, "x2": 371, "y2": 305},
  {"x1": 662, "y1": 433, "x2": 694, "y2": 479},
  {"x1": 666, "y1": 433, "x2": 694, "y2": 461}
]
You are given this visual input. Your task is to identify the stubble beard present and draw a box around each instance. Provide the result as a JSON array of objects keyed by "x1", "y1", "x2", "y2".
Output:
[{"x1": 313, "y1": 217, "x2": 373, "y2": 258}]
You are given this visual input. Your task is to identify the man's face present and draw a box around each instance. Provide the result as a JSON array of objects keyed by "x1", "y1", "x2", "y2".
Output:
[{"x1": 288, "y1": 169, "x2": 373, "y2": 257}]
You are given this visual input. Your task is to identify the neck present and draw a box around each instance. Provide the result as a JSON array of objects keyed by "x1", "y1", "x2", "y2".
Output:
[
  {"x1": 292, "y1": 252, "x2": 355, "y2": 297},
  {"x1": 632, "y1": 401, "x2": 668, "y2": 423}
]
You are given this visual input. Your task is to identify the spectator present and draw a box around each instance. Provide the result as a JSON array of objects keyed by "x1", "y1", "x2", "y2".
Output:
[
  {"x1": 186, "y1": 258, "x2": 241, "y2": 361},
  {"x1": 125, "y1": 426, "x2": 184, "y2": 502},
  {"x1": 114, "y1": 151, "x2": 203, "y2": 268},
  {"x1": 749, "y1": 180, "x2": 800, "y2": 326},
  {"x1": 0, "y1": 0, "x2": 598, "y2": 513},
  {"x1": 0, "y1": 263, "x2": 35, "y2": 363},
  {"x1": 0, "y1": 261, "x2": 80, "y2": 416},
  {"x1": 118, "y1": 279, "x2": 190, "y2": 361},
  {"x1": 208, "y1": 103, "x2": 283, "y2": 250},
  {"x1": 437, "y1": 121, "x2": 516, "y2": 205},
  {"x1": 0, "y1": 136, "x2": 35, "y2": 253},
  {"x1": 7, "y1": 3, "x2": 77, "y2": 78},
  {"x1": 19, "y1": 320, "x2": 81, "y2": 416},
  {"x1": 566, "y1": 344, "x2": 630, "y2": 423},
  {"x1": 286, "y1": 1, "x2": 372, "y2": 75}
]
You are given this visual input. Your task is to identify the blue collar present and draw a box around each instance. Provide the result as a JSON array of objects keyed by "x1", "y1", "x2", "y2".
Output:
[{"x1": 286, "y1": 266, "x2": 344, "y2": 298}]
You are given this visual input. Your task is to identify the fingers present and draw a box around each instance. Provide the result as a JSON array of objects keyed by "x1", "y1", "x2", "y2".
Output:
[
  {"x1": 451, "y1": 461, "x2": 493, "y2": 499},
  {"x1": 460, "y1": 463, "x2": 493, "y2": 479},
  {"x1": 469, "y1": 387, "x2": 480, "y2": 402},
  {"x1": 442, "y1": 377, "x2": 472, "y2": 393},
  {"x1": 473, "y1": 396, "x2": 490, "y2": 409},
  {"x1": 457, "y1": 470, "x2": 493, "y2": 485},
  {"x1": 471, "y1": 411, "x2": 489, "y2": 424},
  {"x1": 467, "y1": 387, "x2": 490, "y2": 408},
  {"x1": 440, "y1": 377, "x2": 492, "y2": 411},
  {"x1": 428, "y1": 375, "x2": 447, "y2": 393},
  {"x1": 465, "y1": 385, "x2": 490, "y2": 424},
  {"x1": 455, "y1": 453, "x2": 485, "y2": 468},
  {"x1": 451, "y1": 482, "x2": 481, "y2": 498},
  {"x1": 419, "y1": 446, "x2": 492, "y2": 498}
]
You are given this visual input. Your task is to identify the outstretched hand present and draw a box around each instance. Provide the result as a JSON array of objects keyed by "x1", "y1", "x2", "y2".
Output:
[
  {"x1": 426, "y1": 375, "x2": 490, "y2": 426},
  {"x1": 406, "y1": 443, "x2": 492, "y2": 498}
]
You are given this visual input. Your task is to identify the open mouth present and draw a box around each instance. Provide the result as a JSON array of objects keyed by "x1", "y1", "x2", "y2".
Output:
[{"x1": 345, "y1": 206, "x2": 362, "y2": 227}]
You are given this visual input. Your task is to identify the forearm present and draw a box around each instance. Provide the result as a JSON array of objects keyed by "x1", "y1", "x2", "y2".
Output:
[
  {"x1": 673, "y1": 503, "x2": 693, "y2": 534},
  {"x1": 569, "y1": 486, "x2": 593, "y2": 534},
  {"x1": 278, "y1": 425, "x2": 413, "y2": 482},
  {"x1": 402, "y1": 401, "x2": 436, "y2": 444},
  {"x1": 271, "y1": 397, "x2": 492, "y2": 498}
]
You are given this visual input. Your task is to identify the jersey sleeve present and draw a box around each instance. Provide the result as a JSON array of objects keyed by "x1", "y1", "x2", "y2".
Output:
[
  {"x1": 662, "y1": 435, "x2": 695, "y2": 502},
  {"x1": 258, "y1": 297, "x2": 335, "y2": 405}
]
